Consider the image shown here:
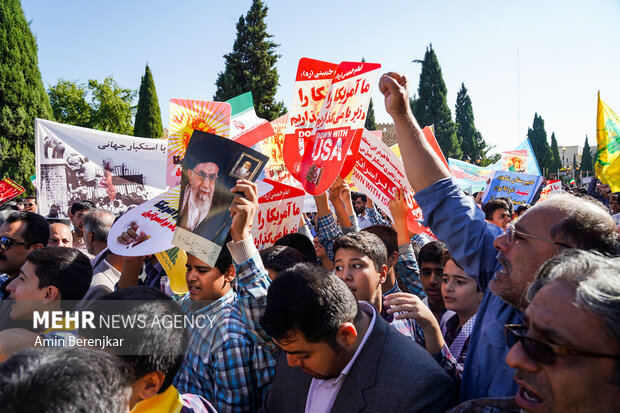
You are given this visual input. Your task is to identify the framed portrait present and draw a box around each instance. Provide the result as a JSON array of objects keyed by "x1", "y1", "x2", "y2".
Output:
[{"x1": 229, "y1": 153, "x2": 263, "y2": 181}]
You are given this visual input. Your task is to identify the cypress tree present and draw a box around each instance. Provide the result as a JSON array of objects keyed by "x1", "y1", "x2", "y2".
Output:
[
  {"x1": 0, "y1": 0, "x2": 53, "y2": 191},
  {"x1": 580, "y1": 135, "x2": 594, "y2": 173},
  {"x1": 361, "y1": 58, "x2": 376, "y2": 131},
  {"x1": 134, "y1": 64, "x2": 163, "y2": 139},
  {"x1": 213, "y1": 0, "x2": 285, "y2": 121},
  {"x1": 527, "y1": 113, "x2": 553, "y2": 173},
  {"x1": 549, "y1": 132, "x2": 562, "y2": 173},
  {"x1": 455, "y1": 83, "x2": 476, "y2": 161},
  {"x1": 410, "y1": 45, "x2": 461, "y2": 159}
]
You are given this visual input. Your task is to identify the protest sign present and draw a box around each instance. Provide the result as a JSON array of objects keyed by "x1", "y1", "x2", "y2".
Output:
[
  {"x1": 251, "y1": 179, "x2": 305, "y2": 250},
  {"x1": 537, "y1": 179, "x2": 562, "y2": 203},
  {"x1": 155, "y1": 247, "x2": 188, "y2": 295},
  {"x1": 35, "y1": 119, "x2": 167, "y2": 218},
  {"x1": 351, "y1": 130, "x2": 428, "y2": 234},
  {"x1": 173, "y1": 131, "x2": 268, "y2": 266},
  {"x1": 167, "y1": 99, "x2": 231, "y2": 187},
  {"x1": 596, "y1": 94, "x2": 620, "y2": 192},
  {"x1": 228, "y1": 92, "x2": 275, "y2": 148},
  {"x1": 0, "y1": 179, "x2": 25, "y2": 205},
  {"x1": 499, "y1": 150, "x2": 528, "y2": 173},
  {"x1": 300, "y1": 61, "x2": 381, "y2": 194},
  {"x1": 448, "y1": 159, "x2": 494, "y2": 193},
  {"x1": 481, "y1": 170, "x2": 544, "y2": 206},
  {"x1": 107, "y1": 186, "x2": 180, "y2": 257},
  {"x1": 283, "y1": 58, "x2": 338, "y2": 182},
  {"x1": 259, "y1": 114, "x2": 301, "y2": 188}
]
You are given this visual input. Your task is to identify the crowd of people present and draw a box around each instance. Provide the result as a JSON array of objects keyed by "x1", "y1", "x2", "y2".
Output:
[{"x1": 0, "y1": 72, "x2": 618, "y2": 412}]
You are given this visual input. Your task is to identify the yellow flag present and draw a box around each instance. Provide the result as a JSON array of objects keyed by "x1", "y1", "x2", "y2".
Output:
[
  {"x1": 596, "y1": 93, "x2": 620, "y2": 192},
  {"x1": 155, "y1": 247, "x2": 188, "y2": 295}
]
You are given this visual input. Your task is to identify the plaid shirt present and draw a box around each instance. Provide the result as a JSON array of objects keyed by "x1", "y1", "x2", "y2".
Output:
[
  {"x1": 366, "y1": 205, "x2": 391, "y2": 226},
  {"x1": 316, "y1": 213, "x2": 342, "y2": 262},
  {"x1": 395, "y1": 243, "x2": 426, "y2": 298},
  {"x1": 173, "y1": 249, "x2": 277, "y2": 413}
]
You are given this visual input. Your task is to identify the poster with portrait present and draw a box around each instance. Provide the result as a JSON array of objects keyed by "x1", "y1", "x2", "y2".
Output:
[
  {"x1": 172, "y1": 130, "x2": 268, "y2": 266},
  {"x1": 35, "y1": 119, "x2": 168, "y2": 218}
]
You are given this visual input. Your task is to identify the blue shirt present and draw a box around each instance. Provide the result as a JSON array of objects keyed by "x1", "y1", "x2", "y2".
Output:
[{"x1": 415, "y1": 178, "x2": 521, "y2": 402}]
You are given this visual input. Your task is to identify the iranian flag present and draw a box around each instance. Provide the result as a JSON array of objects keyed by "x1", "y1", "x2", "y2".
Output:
[{"x1": 228, "y1": 92, "x2": 275, "y2": 148}]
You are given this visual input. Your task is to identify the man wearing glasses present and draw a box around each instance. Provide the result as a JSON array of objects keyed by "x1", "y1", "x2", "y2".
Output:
[{"x1": 380, "y1": 72, "x2": 619, "y2": 403}]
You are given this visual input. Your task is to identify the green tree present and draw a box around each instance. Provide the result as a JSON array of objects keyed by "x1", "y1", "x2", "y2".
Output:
[
  {"x1": 213, "y1": 0, "x2": 285, "y2": 121},
  {"x1": 365, "y1": 98, "x2": 377, "y2": 131},
  {"x1": 527, "y1": 113, "x2": 553, "y2": 173},
  {"x1": 134, "y1": 64, "x2": 163, "y2": 139},
  {"x1": 475, "y1": 131, "x2": 501, "y2": 166},
  {"x1": 48, "y1": 77, "x2": 136, "y2": 135},
  {"x1": 0, "y1": 0, "x2": 53, "y2": 191},
  {"x1": 410, "y1": 45, "x2": 461, "y2": 159},
  {"x1": 455, "y1": 83, "x2": 476, "y2": 161},
  {"x1": 48, "y1": 80, "x2": 91, "y2": 127},
  {"x1": 580, "y1": 135, "x2": 594, "y2": 173},
  {"x1": 549, "y1": 132, "x2": 562, "y2": 173}
]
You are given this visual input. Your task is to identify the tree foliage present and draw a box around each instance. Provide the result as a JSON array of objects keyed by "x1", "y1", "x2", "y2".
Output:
[
  {"x1": 134, "y1": 64, "x2": 163, "y2": 139},
  {"x1": 365, "y1": 98, "x2": 377, "y2": 131},
  {"x1": 0, "y1": 0, "x2": 53, "y2": 191},
  {"x1": 455, "y1": 83, "x2": 476, "y2": 161},
  {"x1": 580, "y1": 135, "x2": 594, "y2": 172},
  {"x1": 527, "y1": 113, "x2": 553, "y2": 173},
  {"x1": 549, "y1": 132, "x2": 562, "y2": 172},
  {"x1": 213, "y1": 0, "x2": 285, "y2": 121},
  {"x1": 410, "y1": 45, "x2": 461, "y2": 159},
  {"x1": 48, "y1": 77, "x2": 136, "y2": 135}
]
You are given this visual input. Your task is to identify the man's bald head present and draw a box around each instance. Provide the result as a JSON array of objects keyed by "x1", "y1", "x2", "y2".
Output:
[{"x1": 48, "y1": 223, "x2": 73, "y2": 248}]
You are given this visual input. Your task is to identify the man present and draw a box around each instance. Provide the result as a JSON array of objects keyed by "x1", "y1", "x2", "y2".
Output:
[
  {"x1": 417, "y1": 241, "x2": 449, "y2": 322},
  {"x1": 259, "y1": 262, "x2": 453, "y2": 412},
  {"x1": 482, "y1": 199, "x2": 512, "y2": 230},
  {"x1": 48, "y1": 222, "x2": 73, "y2": 247},
  {"x1": 178, "y1": 161, "x2": 230, "y2": 245},
  {"x1": 379, "y1": 71, "x2": 619, "y2": 401},
  {"x1": 23, "y1": 196, "x2": 37, "y2": 214},
  {"x1": 233, "y1": 160, "x2": 254, "y2": 179},
  {"x1": 82, "y1": 209, "x2": 118, "y2": 299},
  {"x1": 0, "y1": 346, "x2": 133, "y2": 413},
  {"x1": 0, "y1": 247, "x2": 92, "y2": 359},
  {"x1": 15, "y1": 199, "x2": 24, "y2": 211},
  {"x1": 82, "y1": 287, "x2": 217, "y2": 412},
  {"x1": 69, "y1": 200, "x2": 95, "y2": 254},
  {"x1": 0, "y1": 212, "x2": 49, "y2": 300},
  {"x1": 352, "y1": 192, "x2": 372, "y2": 229},
  {"x1": 505, "y1": 250, "x2": 620, "y2": 412}
]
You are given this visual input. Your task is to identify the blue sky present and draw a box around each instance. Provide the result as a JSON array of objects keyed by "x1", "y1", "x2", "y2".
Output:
[{"x1": 21, "y1": 0, "x2": 620, "y2": 154}]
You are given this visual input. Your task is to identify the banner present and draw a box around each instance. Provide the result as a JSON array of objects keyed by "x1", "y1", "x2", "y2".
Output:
[
  {"x1": 155, "y1": 247, "x2": 188, "y2": 295},
  {"x1": 167, "y1": 99, "x2": 231, "y2": 187},
  {"x1": 0, "y1": 179, "x2": 25, "y2": 205},
  {"x1": 596, "y1": 93, "x2": 620, "y2": 192},
  {"x1": 499, "y1": 150, "x2": 528, "y2": 173},
  {"x1": 173, "y1": 131, "x2": 268, "y2": 266},
  {"x1": 283, "y1": 58, "x2": 339, "y2": 182},
  {"x1": 481, "y1": 170, "x2": 545, "y2": 206},
  {"x1": 448, "y1": 159, "x2": 495, "y2": 193},
  {"x1": 35, "y1": 119, "x2": 167, "y2": 218},
  {"x1": 259, "y1": 114, "x2": 301, "y2": 188},
  {"x1": 252, "y1": 179, "x2": 305, "y2": 250},
  {"x1": 107, "y1": 185, "x2": 180, "y2": 257},
  {"x1": 537, "y1": 179, "x2": 562, "y2": 203},
  {"x1": 351, "y1": 130, "x2": 428, "y2": 234},
  {"x1": 228, "y1": 92, "x2": 275, "y2": 148},
  {"x1": 300, "y1": 61, "x2": 381, "y2": 194}
]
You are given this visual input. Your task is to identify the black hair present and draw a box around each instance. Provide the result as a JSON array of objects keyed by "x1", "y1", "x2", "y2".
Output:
[
  {"x1": 333, "y1": 231, "x2": 387, "y2": 271},
  {"x1": 0, "y1": 346, "x2": 133, "y2": 413},
  {"x1": 260, "y1": 263, "x2": 360, "y2": 347},
  {"x1": 274, "y1": 233, "x2": 317, "y2": 263},
  {"x1": 26, "y1": 247, "x2": 92, "y2": 307},
  {"x1": 259, "y1": 245, "x2": 306, "y2": 273},
  {"x1": 214, "y1": 233, "x2": 234, "y2": 274},
  {"x1": 5, "y1": 211, "x2": 50, "y2": 246},
  {"x1": 496, "y1": 196, "x2": 515, "y2": 216},
  {"x1": 351, "y1": 192, "x2": 367, "y2": 203},
  {"x1": 81, "y1": 287, "x2": 189, "y2": 393},
  {"x1": 482, "y1": 199, "x2": 510, "y2": 220},
  {"x1": 418, "y1": 241, "x2": 448, "y2": 266},
  {"x1": 70, "y1": 200, "x2": 96, "y2": 215}
]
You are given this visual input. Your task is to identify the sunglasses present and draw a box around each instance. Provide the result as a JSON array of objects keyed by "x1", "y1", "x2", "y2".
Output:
[
  {"x1": 0, "y1": 236, "x2": 28, "y2": 251},
  {"x1": 26, "y1": 203, "x2": 35, "y2": 207},
  {"x1": 504, "y1": 324, "x2": 620, "y2": 365},
  {"x1": 505, "y1": 223, "x2": 572, "y2": 249}
]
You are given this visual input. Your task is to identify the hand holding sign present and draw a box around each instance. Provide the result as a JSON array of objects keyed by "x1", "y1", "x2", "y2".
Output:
[{"x1": 229, "y1": 180, "x2": 259, "y2": 242}]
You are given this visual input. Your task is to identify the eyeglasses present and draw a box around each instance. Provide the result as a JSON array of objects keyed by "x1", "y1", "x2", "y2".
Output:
[
  {"x1": 420, "y1": 268, "x2": 443, "y2": 277},
  {"x1": 504, "y1": 324, "x2": 620, "y2": 365},
  {"x1": 26, "y1": 203, "x2": 35, "y2": 207},
  {"x1": 191, "y1": 169, "x2": 218, "y2": 183},
  {"x1": 505, "y1": 223, "x2": 572, "y2": 249},
  {"x1": 0, "y1": 236, "x2": 28, "y2": 251}
]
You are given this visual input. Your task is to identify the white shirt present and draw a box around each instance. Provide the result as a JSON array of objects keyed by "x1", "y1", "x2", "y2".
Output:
[{"x1": 304, "y1": 302, "x2": 377, "y2": 413}]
